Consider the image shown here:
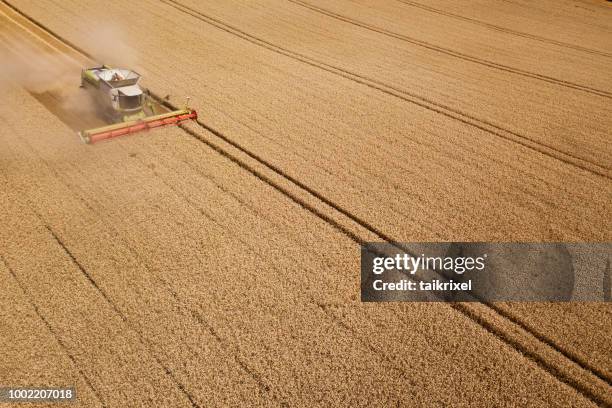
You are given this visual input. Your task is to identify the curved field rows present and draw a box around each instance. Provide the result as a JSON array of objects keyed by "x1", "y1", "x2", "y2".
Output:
[
  {"x1": 5, "y1": 0, "x2": 612, "y2": 392},
  {"x1": 1, "y1": 0, "x2": 611, "y2": 406},
  {"x1": 2, "y1": 85, "x2": 606, "y2": 406}
]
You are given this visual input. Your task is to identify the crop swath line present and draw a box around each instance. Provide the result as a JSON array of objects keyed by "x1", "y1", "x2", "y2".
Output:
[
  {"x1": 287, "y1": 0, "x2": 612, "y2": 99},
  {"x1": 157, "y1": 0, "x2": 610, "y2": 179},
  {"x1": 0, "y1": 254, "x2": 107, "y2": 408},
  {"x1": 44, "y1": 227, "x2": 203, "y2": 408},
  {"x1": 3, "y1": 1, "x2": 610, "y2": 403},
  {"x1": 396, "y1": 0, "x2": 612, "y2": 59}
]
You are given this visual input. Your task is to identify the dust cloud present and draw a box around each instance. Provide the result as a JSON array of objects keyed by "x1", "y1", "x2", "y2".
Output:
[
  {"x1": 84, "y1": 23, "x2": 139, "y2": 69},
  {"x1": 0, "y1": 17, "x2": 138, "y2": 99},
  {"x1": 0, "y1": 43, "x2": 97, "y2": 117},
  {"x1": 0, "y1": 21, "x2": 138, "y2": 116},
  {"x1": 0, "y1": 37, "x2": 75, "y2": 92}
]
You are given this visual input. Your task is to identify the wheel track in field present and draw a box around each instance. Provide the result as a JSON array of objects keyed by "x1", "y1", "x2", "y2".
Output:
[
  {"x1": 287, "y1": 0, "x2": 612, "y2": 99},
  {"x1": 2, "y1": 0, "x2": 611, "y2": 405},
  {"x1": 157, "y1": 0, "x2": 611, "y2": 180},
  {"x1": 396, "y1": 0, "x2": 612, "y2": 59}
]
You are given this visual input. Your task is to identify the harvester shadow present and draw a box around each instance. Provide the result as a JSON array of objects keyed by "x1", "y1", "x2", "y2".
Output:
[{"x1": 30, "y1": 89, "x2": 107, "y2": 133}]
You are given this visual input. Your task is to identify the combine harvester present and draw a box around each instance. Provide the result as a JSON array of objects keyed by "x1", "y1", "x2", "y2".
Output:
[{"x1": 78, "y1": 65, "x2": 197, "y2": 144}]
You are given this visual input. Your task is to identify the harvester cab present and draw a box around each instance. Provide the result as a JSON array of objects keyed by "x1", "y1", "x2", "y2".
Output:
[{"x1": 78, "y1": 65, "x2": 197, "y2": 144}]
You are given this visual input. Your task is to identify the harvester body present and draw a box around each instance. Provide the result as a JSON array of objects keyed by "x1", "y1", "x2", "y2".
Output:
[
  {"x1": 78, "y1": 65, "x2": 197, "y2": 144},
  {"x1": 81, "y1": 67, "x2": 147, "y2": 122}
]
